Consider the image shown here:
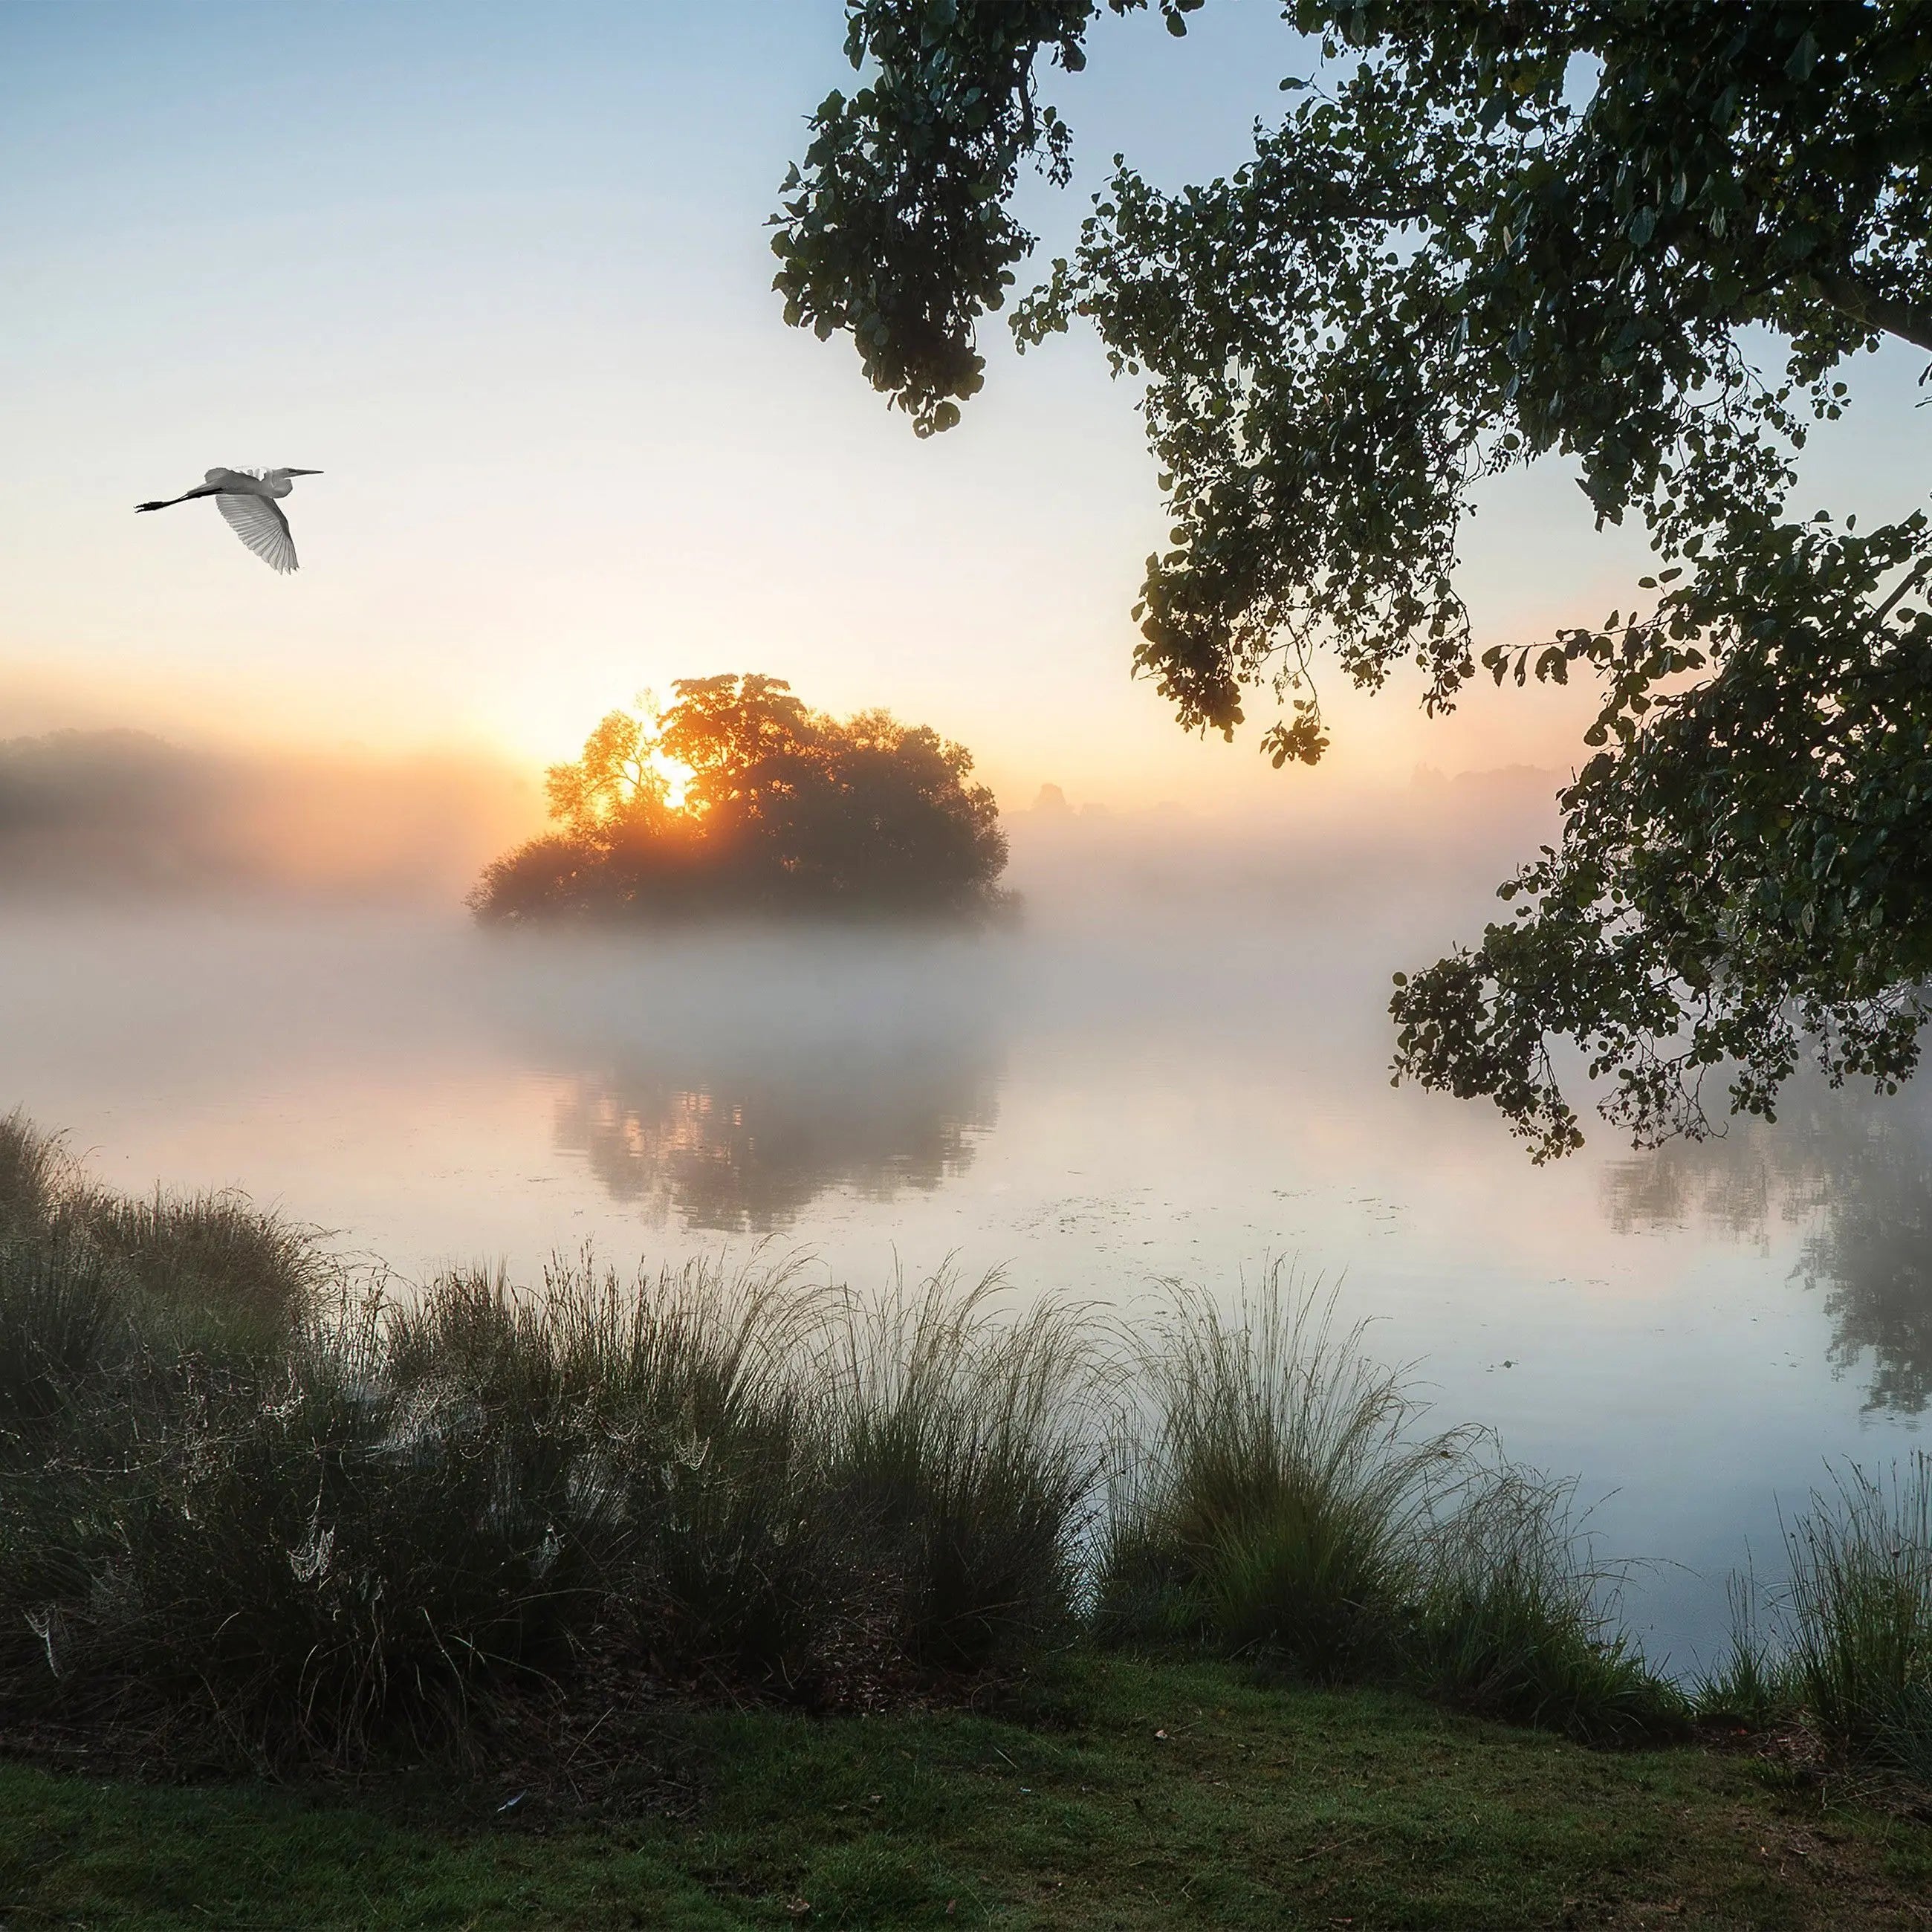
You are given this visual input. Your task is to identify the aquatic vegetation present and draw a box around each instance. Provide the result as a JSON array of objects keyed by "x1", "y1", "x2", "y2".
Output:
[
  {"x1": 1690, "y1": 1572, "x2": 1797, "y2": 1731},
  {"x1": 1685, "y1": 1467, "x2": 1932, "y2": 1774},
  {"x1": 1095, "y1": 1276, "x2": 1453, "y2": 1676},
  {"x1": 1783, "y1": 1456, "x2": 1932, "y2": 1776},
  {"x1": 0, "y1": 1108, "x2": 63, "y2": 1233},
  {"x1": 822, "y1": 1274, "x2": 1103, "y2": 1670},
  {"x1": 1410, "y1": 1462, "x2": 1684, "y2": 1743},
  {"x1": 1095, "y1": 1271, "x2": 1685, "y2": 1740},
  {"x1": 0, "y1": 1115, "x2": 1099, "y2": 1760}
]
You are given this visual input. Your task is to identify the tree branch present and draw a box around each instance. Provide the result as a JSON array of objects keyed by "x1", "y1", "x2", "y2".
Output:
[{"x1": 1811, "y1": 266, "x2": 1932, "y2": 357}]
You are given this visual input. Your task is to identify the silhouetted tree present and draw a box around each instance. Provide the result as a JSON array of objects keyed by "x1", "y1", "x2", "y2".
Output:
[
  {"x1": 470, "y1": 675, "x2": 1008, "y2": 922},
  {"x1": 777, "y1": 1, "x2": 1932, "y2": 1158}
]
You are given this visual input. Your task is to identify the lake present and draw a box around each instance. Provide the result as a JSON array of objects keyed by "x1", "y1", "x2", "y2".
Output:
[{"x1": 4, "y1": 817, "x2": 1925, "y2": 1672}]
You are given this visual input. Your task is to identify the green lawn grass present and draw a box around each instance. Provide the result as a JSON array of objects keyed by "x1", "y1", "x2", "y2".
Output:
[{"x1": 4, "y1": 1656, "x2": 1930, "y2": 1931}]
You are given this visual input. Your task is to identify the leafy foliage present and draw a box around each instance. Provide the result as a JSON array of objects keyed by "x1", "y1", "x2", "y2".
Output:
[
  {"x1": 777, "y1": 1, "x2": 1932, "y2": 1151},
  {"x1": 470, "y1": 675, "x2": 1008, "y2": 922},
  {"x1": 1393, "y1": 508, "x2": 1932, "y2": 1156}
]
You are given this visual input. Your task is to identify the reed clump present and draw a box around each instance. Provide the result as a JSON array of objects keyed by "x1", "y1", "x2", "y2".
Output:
[
  {"x1": 1095, "y1": 1272, "x2": 1685, "y2": 1743},
  {"x1": 823, "y1": 1277, "x2": 1098, "y2": 1670},
  {"x1": 1409, "y1": 1462, "x2": 1678, "y2": 1741},
  {"x1": 1785, "y1": 1456, "x2": 1932, "y2": 1774},
  {"x1": 0, "y1": 1114, "x2": 1103, "y2": 1763},
  {"x1": 1693, "y1": 1459, "x2": 1932, "y2": 1777}
]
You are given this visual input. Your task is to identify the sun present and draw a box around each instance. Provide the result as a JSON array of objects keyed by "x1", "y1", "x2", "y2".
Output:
[{"x1": 653, "y1": 751, "x2": 696, "y2": 811}]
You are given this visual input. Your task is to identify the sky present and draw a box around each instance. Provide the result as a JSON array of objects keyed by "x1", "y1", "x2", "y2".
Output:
[{"x1": 3, "y1": 0, "x2": 1928, "y2": 821}]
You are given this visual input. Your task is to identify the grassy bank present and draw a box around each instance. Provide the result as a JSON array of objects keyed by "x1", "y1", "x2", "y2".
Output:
[
  {"x1": 6, "y1": 1107, "x2": 1932, "y2": 1765},
  {"x1": 4, "y1": 1106, "x2": 1932, "y2": 1924},
  {"x1": 6, "y1": 1653, "x2": 1932, "y2": 1930},
  {"x1": 1, "y1": 1109, "x2": 1702, "y2": 1765}
]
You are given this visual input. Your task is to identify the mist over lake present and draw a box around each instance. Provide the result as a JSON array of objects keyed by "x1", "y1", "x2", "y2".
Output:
[{"x1": 4, "y1": 786, "x2": 1924, "y2": 1673}]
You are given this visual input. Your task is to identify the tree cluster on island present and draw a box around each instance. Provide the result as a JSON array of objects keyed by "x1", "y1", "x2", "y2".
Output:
[
  {"x1": 774, "y1": 0, "x2": 1932, "y2": 1157},
  {"x1": 469, "y1": 674, "x2": 1009, "y2": 922}
]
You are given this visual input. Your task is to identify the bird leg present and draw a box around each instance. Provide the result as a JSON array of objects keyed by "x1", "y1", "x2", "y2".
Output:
[{"x1": 134, "y1": 484, "x2": 223, "y2": 513}]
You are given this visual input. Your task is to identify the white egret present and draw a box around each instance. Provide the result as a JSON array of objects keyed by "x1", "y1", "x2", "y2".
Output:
[{"x1": 134, "y1": 467, "x2": 322, "y2": 574}]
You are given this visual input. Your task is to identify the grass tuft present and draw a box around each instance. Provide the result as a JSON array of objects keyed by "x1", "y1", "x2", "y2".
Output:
[
  {"x1": 1096, "y1": 1273, "x2": 1452, "y2": 1676},
  {"x1": 21, "y1": 1112, "x2": 1901, "y2": 1774},
  {"x1": 1783, "y1": 1453, "x2": 1932, "y2": 1776},
  {"x1": 825, "y1": 1272, "x2": 1103, "y2": 1670},
  {"x1": 0, "y1": 1116, "x2": 1103, "y2": 1760},
  {"x1": 1691, "y1": 1570, "x2": 1796, "y2": 1730},
  {"x1": 1097, "y1": 1268, "x2": 1682, "y2": 1738},
  {"x1": 1411, "y1": 1459, "x2": 1685, "y2": 1742}
]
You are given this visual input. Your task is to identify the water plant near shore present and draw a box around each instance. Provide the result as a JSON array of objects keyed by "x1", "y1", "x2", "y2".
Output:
[
  {"x1": 0, "y1": 1115, "x2": 1101, "y2": 1760},
  {"x1": 1095, "y1": 1280, "x2": 1455, "y2": 1673},
  {"x1": 1783, "y1": 1457, "x2": 1932, "y2": 1775},
  {"x1": 1685, "y1": 1465, "x2": 1932, "y2": 1779},
  {"x1": 1408, "y1": 1461, "x2": 1676, "y2": 1742},
  {"x1": 1095, "y1": 1275, "x2": 1684, "y2": 1742}
]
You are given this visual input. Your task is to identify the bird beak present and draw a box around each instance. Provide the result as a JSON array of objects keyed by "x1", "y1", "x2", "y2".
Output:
[{"x1": 288, "y1": 468, "x2": 323, "y2": 476}]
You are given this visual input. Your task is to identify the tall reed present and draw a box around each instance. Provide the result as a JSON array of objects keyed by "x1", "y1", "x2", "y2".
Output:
[
  {"x1": 0, "y1": 1108, "x2": 63, "y2": 1233},
  {"x1": 1098, "y1": 1269, "x2": 1682, "y2": 1737},
  {"x1": 1690, "y1": 1571, "x2": 1794, "y2": 1729},
  {"x1": 823, "y1": 1273, "x2": 1103, "y2": 1668},
  {"x1": 0, "y1": 1117, "x2": 1106, "y2": 1760},
  {"x1": 1098, "y1": 1275, "x2": 1459, "y2": 1676},
  {"x1": 1783, "y1": 1456, "x2": 1932, "y2": 1775},
  {"x1": 1411, "y1": 1460, "x2": 1681, "y2": 1742}
]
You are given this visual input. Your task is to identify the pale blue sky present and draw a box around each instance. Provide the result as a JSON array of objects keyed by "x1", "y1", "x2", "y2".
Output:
[{"x1": 2, "y1": 1, "x2": 1925, "y2": 811}]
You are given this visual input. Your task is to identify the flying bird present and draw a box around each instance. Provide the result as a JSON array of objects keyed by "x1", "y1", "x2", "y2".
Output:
[{"x1": 135, "y1": 467, "x2": 322, "y2": 574}]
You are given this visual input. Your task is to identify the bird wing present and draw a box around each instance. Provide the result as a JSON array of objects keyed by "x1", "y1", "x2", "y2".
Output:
[
  {"x1": 204, "y1": 467, "x2": 247, "y2": 485},
  {"x1": 217, "y1": 491, "x2": 298, "y2": 574}
]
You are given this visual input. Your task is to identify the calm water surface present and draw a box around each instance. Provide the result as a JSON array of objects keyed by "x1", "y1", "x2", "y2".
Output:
[{"x1": 4, "y1": 863, "x2": 1926, "y2": 1669}]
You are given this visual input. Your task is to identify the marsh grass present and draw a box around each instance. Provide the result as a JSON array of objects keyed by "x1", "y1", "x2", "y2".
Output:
[
  {"x1": 16, "y1": 1112, "x2": 1880, "y2": 1772},
  {"x1": 0, "y1": 1237, "x2": 126, "y2": 1430},
  {"x1": 1096, "y1": 1270, "x2": 1682, "y2": 1740},
  {"x1": 1783, "y1": 1455, "x2": 1932, "y2": 1775},
  {"x1": 1412, "y1": 1462, "x2": 1683, "y2": 1742},
  {"x1": 824, "y1": 1275, "x2": 1103, "y2": 1669},
  {"x1": 0, "y1": 1115, "x2": 1106, "y2": 1760},
  {"x1": 1682, "y1": 1465, "x2": 1932, "y2": 1775},
  {"x1": 1691, "y1": 1571, "x2": 1796, "y2": 1729},
  {"x1": 73, "y1": 1187, "x2": 327, "y2": 1357},
  {"x1": 0, "y1": 1108, "x2": 63, "y2": 1231},
  {"x1": 1096, "y1": 1278, "x2": 1456, "y2": 1676}
]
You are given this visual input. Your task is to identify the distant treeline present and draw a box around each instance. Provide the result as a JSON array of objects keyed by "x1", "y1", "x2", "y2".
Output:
[
  {"x1": 470, "y1": 675, "x2": 1009, "y2": 923},
  {"x1": 0, "y1": 728, "x2": 527, "y2": 902}
]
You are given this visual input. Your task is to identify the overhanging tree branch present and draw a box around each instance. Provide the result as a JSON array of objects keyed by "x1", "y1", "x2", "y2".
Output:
[{"x1": 1811, "y1": 268, "x2": 1932, "y2": 358}]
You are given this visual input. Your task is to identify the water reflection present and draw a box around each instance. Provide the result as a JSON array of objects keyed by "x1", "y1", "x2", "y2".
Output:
[
  {"x1": 1798, "y1": 1132, "x2": 1932, "y2": 1414},
  {"x1": 1604, "y1": 1086, "x2": 1932, "y2": 1413},
  {"x1": 502, "y1": 928, "x2": 1005, "y2": 1234},
  {"x1": 553, "y1": 1043, "x2": 997, "y2": 1231}
]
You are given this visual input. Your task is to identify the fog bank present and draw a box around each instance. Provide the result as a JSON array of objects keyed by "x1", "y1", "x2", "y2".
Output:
[
  {"x1": 0, "y1": 728, "x2": 534, "y2": 903},
  {"x1": 0, "y1": 720, "x2": 1569, "y2": 927}
]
